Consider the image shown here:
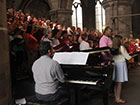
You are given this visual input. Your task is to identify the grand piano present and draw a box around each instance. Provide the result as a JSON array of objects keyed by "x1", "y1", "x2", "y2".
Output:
[{"x1": 53, "y1": 47, "x2": 113, "y2": 105}]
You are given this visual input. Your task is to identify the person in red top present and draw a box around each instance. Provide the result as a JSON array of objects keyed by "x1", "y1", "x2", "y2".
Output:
[
  {"x1": 24, "y1": 33, "x2": 38, "y2": 51},
  {"x1": 53, "y1": 39, "x2": 73, "y2": 52},
  {"x1": 24, "y1": 26, "x2": 38, "y2": 73},
  {"x1": 59, "y1": 30, "x2": 68, "y2": 43},
  {"x1": 127, "y1": 40, "x2": 137, "y2": 68},
  {"x1": 128, "y1": 40, "x2": 136, "y2": 54}
]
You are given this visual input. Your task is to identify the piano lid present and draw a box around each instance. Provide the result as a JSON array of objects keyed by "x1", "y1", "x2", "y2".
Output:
[{"x1": 53, "y1": 52, "x2": 89, "y2": 65}]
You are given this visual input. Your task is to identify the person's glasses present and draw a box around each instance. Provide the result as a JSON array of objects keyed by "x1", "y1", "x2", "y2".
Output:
[{"x1": 108, "y1": 29, "x2": 113, "y2": 32}]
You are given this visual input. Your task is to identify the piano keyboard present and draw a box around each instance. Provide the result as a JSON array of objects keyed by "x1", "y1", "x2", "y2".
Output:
[{"x1": 65, "y1": 80, "x2": 99, "y2": 85}]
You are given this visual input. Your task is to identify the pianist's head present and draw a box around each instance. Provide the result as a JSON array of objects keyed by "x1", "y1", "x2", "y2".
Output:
[{"x1": 39, "y1": 41, "x2": 52, "y2": 56}]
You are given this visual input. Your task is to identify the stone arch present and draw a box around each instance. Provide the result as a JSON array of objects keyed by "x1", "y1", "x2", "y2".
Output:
[
  {"x1": 22, "y1": 0, "x2": 51, "y2": 19},
  {"x1": 45, "y1": 0, "x2": 53, "y2": 10},
  {"x1": 59, "y1": 0, "x2": 73, "y2": 10},
  {"x1": 67, "y1": 0, "x2": 74, "y2": 10},
  {"x1": 6, "y1": 0, "x2": 52, "y2": 19}
]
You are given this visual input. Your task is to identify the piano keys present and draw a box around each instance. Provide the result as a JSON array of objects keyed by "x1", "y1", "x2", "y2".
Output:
[
  {"x1": 65, "y1": 79, "x2": 99, "y2": 85},
  {"x1": 62, "y1": 64, "x2": 113, "y2": 91}
]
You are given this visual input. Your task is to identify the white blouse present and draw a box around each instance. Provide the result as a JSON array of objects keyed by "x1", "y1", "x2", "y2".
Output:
[
  {"x1": 113, "y1": 46, "x2": 132, "y2": 62},
  {"x1": 80, "y1": 40, "x2": 91, "y2": 50}
]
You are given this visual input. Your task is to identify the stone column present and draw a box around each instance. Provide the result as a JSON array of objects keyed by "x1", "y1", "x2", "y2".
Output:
[
  {"x1": 0, "y1": 0, "x2": 12, "y2": 105},
  {"x1": 102, "y1": 0, "x2": 132, "y2": 37},
  {"x1": 6, "y1": 0, "x2": 15, "y2": 8},
  {"x1": 132, "y1": 0, "x2": 140, "y2": 37},
  {"x1": 49, "y1": 9, "x2": 73, "y2": 27},
  {"x1": 81, "y1": 0, "x2": 96, "y2": 30}
]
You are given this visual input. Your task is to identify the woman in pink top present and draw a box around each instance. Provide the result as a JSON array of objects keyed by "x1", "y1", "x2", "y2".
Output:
[
  {"x1": 99, "y1": 26, "x2": 113, "y2": 62},
  {"x1": 99, "y1": 26, "x2": 113, "y2": 48}
]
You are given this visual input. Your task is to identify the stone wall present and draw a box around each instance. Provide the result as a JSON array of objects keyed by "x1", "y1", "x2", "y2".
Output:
[
  {"x1": 49, "y1": 0, "x2": 73, "y2": 26},
  {"x1": 0, "y1": 0, "x2": 12, "y2": 105},
  {"x1": 103, "y1": 0, "x2": 132, "y2": 37},
  {"x1": 132, "y1": 0, "x2": 140, "y2": 38}
]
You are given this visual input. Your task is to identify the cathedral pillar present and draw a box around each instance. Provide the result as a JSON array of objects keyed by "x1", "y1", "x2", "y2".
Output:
[
  {"x1": 102, "y1": 0, "x2": 132, "y2": 37},
  {"x1": 49, "y1": 0, "x2": 73, "y2": 27},
  {"x1": 0, "y1": 0, "x2": 12, "y2": 105},
  {"x1": 81, "y1": 0, "x2": 96, "y2": 29},
  {"x1": 49, "y1": 9, "x2": 73, "y2": 26},
  {"x1": 132, "y1": 0, "x2": 140, "y2": 37}
]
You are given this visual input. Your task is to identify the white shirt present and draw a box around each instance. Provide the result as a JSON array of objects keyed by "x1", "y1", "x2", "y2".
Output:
[
  {"x1": 113, "y1": 46, "x2": 132, "y2": 62},
  {"x1": 80, "y1": 40, "x2": 91, "y2": 50},
  {"x1": 32, "y1": 55, "x2": 64, "y2": 95},
  {"x1": 135, "y1": 43, "x2": 140, "y2": 48},
  {"x1": 43, "y1": 38, "x2": 52, "y2": 42}
]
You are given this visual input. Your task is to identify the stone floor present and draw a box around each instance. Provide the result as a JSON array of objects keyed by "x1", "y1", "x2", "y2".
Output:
[
  {"x1": 13, "y1": 65, "x2": 140, "y2": 105},
  {"x1": 121, "y1": 65, "x2": 140, "y2": 105}
]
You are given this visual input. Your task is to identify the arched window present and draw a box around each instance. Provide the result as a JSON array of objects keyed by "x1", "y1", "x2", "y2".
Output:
[
  {"x1": 95, "y1": 0, "x2": 105, "y2": 32},
  {"x1": 72, "y1": 0, "x2": 83, "y2": 29}
]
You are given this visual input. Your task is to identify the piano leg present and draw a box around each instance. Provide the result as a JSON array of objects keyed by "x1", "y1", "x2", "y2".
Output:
[
  {"x1": 76, "y1": 88, "x2": 81, "y2": 105},
  {"x1": 70, "y1": 87, "x2": 81, "y2": 105},
  {"x1": 70, "y1": 88, "x2": 76, "y2": 105},
  {"x1": 103, "y1": 89, "x2": 108, "y2": 105}
]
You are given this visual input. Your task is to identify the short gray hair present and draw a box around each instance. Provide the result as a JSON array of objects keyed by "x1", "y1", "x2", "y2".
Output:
[{"x1": 39, "y1": 41, "x2": 51, "y2": 56}]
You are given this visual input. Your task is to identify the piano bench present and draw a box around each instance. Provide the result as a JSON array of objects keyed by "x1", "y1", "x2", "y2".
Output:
[{"x1": 27, "y1": 97, "x2": 69, "y2": 105}]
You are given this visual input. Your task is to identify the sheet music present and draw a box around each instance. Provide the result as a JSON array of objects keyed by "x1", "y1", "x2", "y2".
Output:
[{"x1": 53, "y1": 52, "x2": 89, "y2": 65}]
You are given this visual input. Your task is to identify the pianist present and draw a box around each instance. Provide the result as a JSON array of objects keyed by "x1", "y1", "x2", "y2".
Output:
[{"x1": 32, "y1": 41, "x2": 66, "y2": 102}]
